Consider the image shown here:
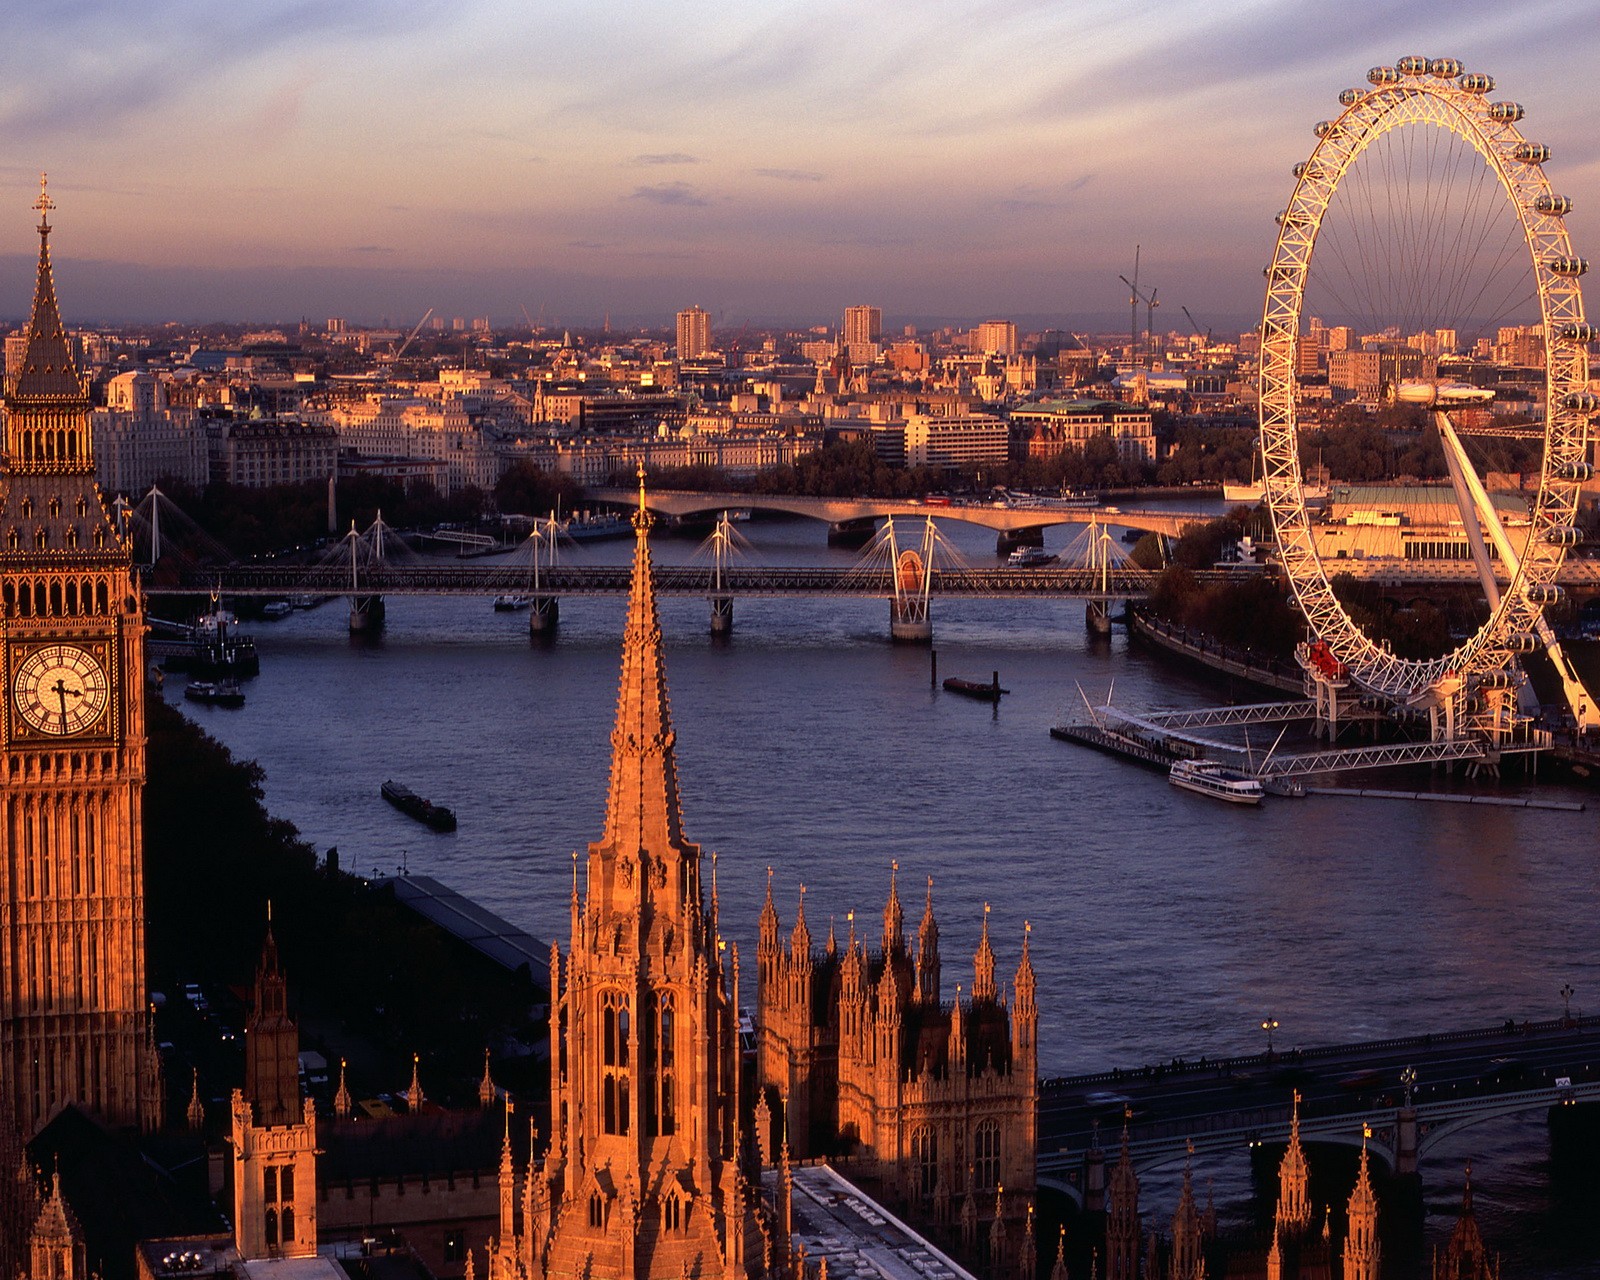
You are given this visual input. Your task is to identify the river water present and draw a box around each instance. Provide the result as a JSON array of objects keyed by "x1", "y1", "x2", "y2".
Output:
[{"x1": 163, "y1": 513, "x2": 1600, "y2": 1276}]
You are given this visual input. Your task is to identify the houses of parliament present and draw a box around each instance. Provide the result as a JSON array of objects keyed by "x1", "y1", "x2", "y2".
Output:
[
  {"x1": 0, "y1": 190, "x2": 1509, "y2": 1280},
  {"x1": 0, "y1": 188, "x2": 1038, "y2": 1279}
]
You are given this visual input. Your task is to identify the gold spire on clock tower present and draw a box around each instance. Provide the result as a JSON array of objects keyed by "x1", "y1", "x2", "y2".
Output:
[{"x1": 0, "y1": 181, "x2": 158, "y2": 1138}]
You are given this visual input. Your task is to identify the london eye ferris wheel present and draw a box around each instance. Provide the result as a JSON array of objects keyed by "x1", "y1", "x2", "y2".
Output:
[{"x1": 1258, "y1": 56, "x2": 1597, "y2": 738}]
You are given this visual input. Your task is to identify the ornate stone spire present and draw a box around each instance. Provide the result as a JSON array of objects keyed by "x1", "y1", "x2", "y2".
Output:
[
  {"x1": 1276, "y1": 1090, "x2": 1312, "y2": 1233},
  {"x1": 479, "y1": 1049, "x2": 497, "y2": 1108},
  {"x1": 1106, "y1": 1114, "x2": 1140, "y2": 1280},
  {"x1": 245, "y1": 919, "x2": 300, "y2": 1128},
  {"x1": 1171, "y1": 1147, "x2": 1205, "y2": 1280},
  {"x1": 1050, "y1": 1228, "x2": 1069, "y2": 1280},
  {"x1": 333, "y1": 1058, "x2": 353, "y2": 1119},
  {"x1": 186, "y1": 1069, "x2": 205, "y2": 1133},
  {"x1": 1342, "y1": 1132, "x2": 1380, "y2": 1280},
  {"x1": 406, "y1": 1053, "x2": 425, "y2": 1113},
  {"x1": 7, "y1": 175, "x2": 87, "y2": 406},
  {"x1": 972, "y1": 903, "x2": 997, "y2": 1002},
  {"x1": 1436, "y1": 1161, "x2": 1496, "y2": 1280},
  {"x1": 588, "y1": 467, "x2": 702, "y2": 922},
  {"x1": 791, "y1": 884, "x2": 811, "y2": 958},
  {"x1": 881, "y1": 860, "x2": 904, "y2": 956},
  {"x1": 915, "y1": 875, "x2": 940, "y2": 1004}
]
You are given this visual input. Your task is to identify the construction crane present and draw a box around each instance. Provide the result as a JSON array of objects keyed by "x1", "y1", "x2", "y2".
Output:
[
  {"x1": 1118, "y1": 255, "x2": 1159, "y2": 369},
  {"x1": 1181, "y1": 305, "x2": 1212, "y2": 347},
  {"x1": 392, "y1": 307, "x2": 435, "y2": 361}
]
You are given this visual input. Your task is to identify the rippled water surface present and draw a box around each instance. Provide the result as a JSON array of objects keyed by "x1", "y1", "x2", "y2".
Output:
[{"x1": 167, "y1": 515, "x2": 1600, "y2": 1276}]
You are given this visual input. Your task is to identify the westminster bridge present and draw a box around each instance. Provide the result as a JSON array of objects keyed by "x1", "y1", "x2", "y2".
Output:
[{"x1": 1037, "y1": 1012, "x2": 1600, "y2": 1204}]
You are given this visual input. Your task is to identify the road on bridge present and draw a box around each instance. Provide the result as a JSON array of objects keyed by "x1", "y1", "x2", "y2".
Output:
[{"x1": 1039, "y1": 1014, "x2": 1600, "y2": 1161}]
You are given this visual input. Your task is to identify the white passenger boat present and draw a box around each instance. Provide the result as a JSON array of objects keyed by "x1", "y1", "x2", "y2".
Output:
[{"x1": 1168, "y1": 759, "x2": 1264, "y2": 806}]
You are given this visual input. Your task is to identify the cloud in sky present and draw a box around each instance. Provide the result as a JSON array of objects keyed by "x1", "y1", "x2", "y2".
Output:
[
  {"x1": 626, "y1": 182, "x2": 709, "y2": 207},
  {"x1": 2, "y1": 0, "x2": 1599, "y2": 324}
]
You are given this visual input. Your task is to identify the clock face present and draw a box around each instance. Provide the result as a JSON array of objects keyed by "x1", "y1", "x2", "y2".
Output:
[{"x1": 12, "y1": 644, "x2": 110, "y2": 736}]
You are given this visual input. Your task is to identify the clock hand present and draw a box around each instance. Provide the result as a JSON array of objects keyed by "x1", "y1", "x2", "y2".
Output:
[{"x1": 50, "y1": 678, "x2": 83, "y2": 731}]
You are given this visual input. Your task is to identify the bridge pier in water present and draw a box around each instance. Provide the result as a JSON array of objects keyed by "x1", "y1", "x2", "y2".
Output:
[
  {"x1": 349, "y1": 595, "x2": 385, "y2": 633},
  {"x1": 709, "y1": 595, "x2": 733, "y2": 636},
  {"x1": 527, "y1": 596, "x2": 559, "y2": 635},
  {"x1": 828, "y1": 516, "x2": 879, "y2": 547},
  {"x1": 1086, "y1": 599, "x2": 1113, "y2": 635},
  {"x1": 997, "y1": 524, "x2": 1046, "y2": 554},
  {"x1": 890, "y1": 598, "x2": 932, "y2": 644}
]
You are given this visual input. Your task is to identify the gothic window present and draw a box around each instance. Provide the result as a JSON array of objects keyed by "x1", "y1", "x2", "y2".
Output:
[
  {"x1": 20, "y1": 497, "x2": 31, "y2": 518},
  {"x1": 281, "y1": 1207, "x2": 295, "y2": 1242},
  {"x1": 912, "y1": 1125, "x2": 938, "y2": 1200},
  {"x1": 6, "y1": 528, "x2": 17, "y2": 551},
  {"x1": 281, "y1": 1167, "x2": 295, "y2": 1200},
  {"x1": 65, "y1": 527, "x2": 77, "y2": 550},
  {"x1": 65, "y1": 578, "x2": 77, "y2": 611},
  {"x1": 974, "y1": 1120, "x2": 1001, "y2": 1192},
  {"x1": 75, "y1": 497, "x2": 86, "y2": 518},
  {"x1": 265, "y1": 1167, "x2": 279, "y2": 1201},
  {"x1": 602, "y1": 991, "x2": 630, "y2": 1135},
  {"x1": 588, "y1": 1192, "x2": 605, "y2": 1229},
  {"x1": 264, "y1": 1209, "x2": 279, "y2": 1249},
  {"x1": 662, "y1": 1194, "x2": 682, "y2": 1234},
  {"x1": 35, "y1": 528, "x2": 47, "y2": 550},
  {"x1": 48, "y1": 498, "x2": 60, "y2": 518},
  {"x1": 92, "y1": 527, "x2": 105, "y2": 549}
]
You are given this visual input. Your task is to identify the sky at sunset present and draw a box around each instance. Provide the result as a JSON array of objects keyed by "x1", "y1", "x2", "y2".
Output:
[{"x1": 3, "y1": 0, "x2": 1599, "y2": 329}]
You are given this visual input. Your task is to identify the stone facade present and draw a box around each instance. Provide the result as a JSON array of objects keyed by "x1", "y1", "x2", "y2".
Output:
[
  {"x1": 488, "y1": 483, "x2": 777, "y2": 1279},
  {"x1": 0, "y1": 186, "x2": 160, "y2": 1139},
  {"x1": 755, "y1": 871, "x2": 1036, "y2": 1273}
]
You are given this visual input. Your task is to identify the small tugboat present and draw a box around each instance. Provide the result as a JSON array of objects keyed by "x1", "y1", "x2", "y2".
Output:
[
  {"x1": 493, "y1": 594, "x2": 533, "y2": 612},
  {"x1": 1168, "y1": 759, "x2": 1264, "y2": 806},
  {"x1": 381, "y1": 779, "x2": 457, "y2": 832},
  {"x1": 261, "y1": 600, "x2": 294, "y2": 619},
  {"x1": 184, "y1": 679, "x2": 246, "y2": 708},
  {"x1": 943, "y1": 672, "x2": 1009, "y2": 702}
]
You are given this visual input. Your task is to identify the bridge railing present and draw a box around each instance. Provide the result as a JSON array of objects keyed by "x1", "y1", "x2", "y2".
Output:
[{"x1": 1040, "y1": 1012, "x2": 1600, "y2": 1094}]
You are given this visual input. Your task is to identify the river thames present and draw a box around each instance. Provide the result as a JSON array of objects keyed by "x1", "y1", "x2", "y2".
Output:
[{"x1": 165, "y1": 513, "x2": 1600, "y2": 1276}]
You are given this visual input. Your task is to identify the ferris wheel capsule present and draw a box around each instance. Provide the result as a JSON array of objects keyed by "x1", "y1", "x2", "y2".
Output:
[
  {"x1": 1547, "y1": 257, "x2": 1588, "y2": 277},
  {"x1": 1508, "y1": 632, "x2": 1542, "y2": 654},
  {"x1": 1471, "y1": 671, "x2": 1516, "y2": 690},
  {"x1": 1554, "y1": 460, "x2": 1596, "y2": 481},
  {"x1": 1429, "y1": 57, "x2": 1464, "y2": 78},
  {"x1": 1515, "y1": 142, "x2": 1550, "y2": 163},
  {"x1": 1459, "y1": 72, "x2": 1496, "y2": 94},
  {"x1": 1314, "y1": 120, "x2": 1334, "y2": 138},
  {"x1": 1367, "y1": 65, "x2": 1401, "y2": 86},
  {"x1": 1535, "y1": 195, "x2": 1573, "y2": 216},
  {"x1": 1489, "y1": 102, "x2": 1525, "y2": 123},
  {"x1": 1339, "y1": 88, "x2": 1364, "y2": 107},
  {"x1": 1526, "y1": 584, "x2": 1567, "y2": 605},
  {"x1": 1396, "y1": 55, "x2": 1429, "y2": 75},
  {"x1": 1560, "y1": 390, "x2": 1599, "y2": 411},
  {"x1": 1546, "y1": 526, "x2": 1583, "y2": 546},
  {"x1": 1557, "y1": 323, "x2": 1597, "y2": 342}
]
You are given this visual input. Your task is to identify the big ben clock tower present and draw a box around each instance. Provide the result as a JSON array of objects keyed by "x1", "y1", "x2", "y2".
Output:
[{"x1": 0, "y1": 178, "x2": 159, "y2": 1137}]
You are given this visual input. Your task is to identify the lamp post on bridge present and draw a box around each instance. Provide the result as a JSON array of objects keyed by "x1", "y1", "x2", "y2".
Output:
[
  {"x1": 1261, "y1": 1016, "x2": 1279, "y2": 1058},
  {"x1": 1400, "y1": 1065, "x2": 1416, "y2": 1108},
  {"x1": 1562, "y1": 983, "x2": 1575, "y2": 1025}
]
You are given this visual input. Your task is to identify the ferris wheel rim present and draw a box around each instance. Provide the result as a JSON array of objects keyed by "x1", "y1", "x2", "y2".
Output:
[{"x1": 1258, "y1": 62, "x2": 1591, "y2": 701}]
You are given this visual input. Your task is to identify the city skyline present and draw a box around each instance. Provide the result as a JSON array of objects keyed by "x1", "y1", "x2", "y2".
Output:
[{"x1": 4, "y1": 0, "x2": 1599, "y2": 326}]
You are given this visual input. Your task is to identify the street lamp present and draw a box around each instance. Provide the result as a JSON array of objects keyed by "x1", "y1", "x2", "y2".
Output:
[
  {"x1": 1261, "y1": 1017, "x2": 1279, "y2": 1056},
  {"x1": 1400, "y1": 1065, "x2": 1417, "y2": 1108},
  {"x1": 1561, "y1": 983, "x2": 1575, "y2": 1022}
]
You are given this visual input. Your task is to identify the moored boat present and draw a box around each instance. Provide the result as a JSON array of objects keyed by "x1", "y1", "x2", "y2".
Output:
[
  {"x1": 1168, "y1": 759, "x2": 1263, "y2": 805},
  {"x1": 1006, "y1": 546, "x2": 1059, "y2": 568},
  {"x1": 943, "y1": 675, "x2": 1008, "y2": 701},
  {"x1": 493, "y1": 595, "x2": 533, "y2": 612},
  {"x1": 381, "y1": 779, "x2": 457, "y2": 832},
  {"x1": 184, "y1": 679, "x2": 246, "y2": 708}
]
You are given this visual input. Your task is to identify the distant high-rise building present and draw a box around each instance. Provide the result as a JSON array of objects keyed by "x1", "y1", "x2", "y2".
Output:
[
  {"x1": 843, "y1": 305, "x2": 882, "y2": 347},
  {"x1": 676, "y1": 305, "x2": 713, "y2": 359},
  {"x1": 975, "y1": 320, "x2": 1018, "y2": 357}
]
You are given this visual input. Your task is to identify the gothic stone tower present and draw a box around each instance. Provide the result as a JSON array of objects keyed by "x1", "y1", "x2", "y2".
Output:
[
  {"x1": 230, "y1": 923, "x2": 318, "y2": 1260},
  {"x1": 0, "y1": 179, "x2": 157, "y2": 1138},
  {"x1": 494, "y1": 482, "x2": 762, "y2": 1279}
]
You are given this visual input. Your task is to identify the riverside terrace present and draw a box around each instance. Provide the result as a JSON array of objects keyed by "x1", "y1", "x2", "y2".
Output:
[{"x1": 1037, "y1": 1013, "x2": 1600, "y2": 1200}]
